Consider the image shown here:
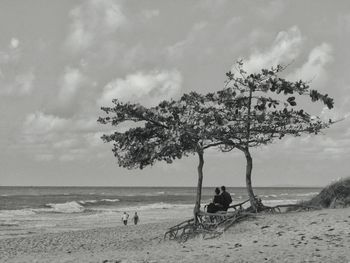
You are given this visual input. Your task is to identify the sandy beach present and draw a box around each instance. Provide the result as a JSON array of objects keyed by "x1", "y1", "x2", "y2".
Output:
[{"x1": 1, "y1": 207, "x2": 350, "y2": 263}]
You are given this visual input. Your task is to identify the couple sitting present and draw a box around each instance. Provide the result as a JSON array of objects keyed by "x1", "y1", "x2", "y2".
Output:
[{"x1": 207, "y1": 186, "x2": 232, "y2": 213}]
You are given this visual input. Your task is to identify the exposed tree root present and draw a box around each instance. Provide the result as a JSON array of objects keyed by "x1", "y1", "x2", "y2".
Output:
[
  {"x1": 164, "y1": 198, "x2": 322, "y2": 242},
  {"x1": 164, "y1": 210, "x2": 255, "y2": 242}
]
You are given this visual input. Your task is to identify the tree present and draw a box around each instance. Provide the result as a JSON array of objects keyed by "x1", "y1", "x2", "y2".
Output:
[
  {"x1": 98, "y1": 96, "x2": 228, "y2": 221},
  {"x1": 98, "y1": 60, "x2": 335, "y2": 216},
  {"x1": 206, "y1": 61, "x2": 334, "y2": 211}
]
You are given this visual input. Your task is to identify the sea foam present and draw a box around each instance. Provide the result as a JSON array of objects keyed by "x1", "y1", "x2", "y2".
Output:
[{"x1": 46, "y1": 201, "x2": 84, "y2": 213}]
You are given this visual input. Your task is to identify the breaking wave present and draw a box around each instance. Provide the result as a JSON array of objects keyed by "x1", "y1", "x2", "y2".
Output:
[
  {"x1": 45, "y1": 201, "x2": 84, "y2": 213},
  {"x1": 117, "y1": 202, "x2": 193, "y2": 212}
]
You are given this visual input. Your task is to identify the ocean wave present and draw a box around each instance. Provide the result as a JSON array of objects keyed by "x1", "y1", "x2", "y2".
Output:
[
  {"x1": 117, "y1": 202, "x2": 193, "y2": 212},
  {"x1": 41, "y1": 199, "x2": 121, "y2": 213},
  {"x1": 78, "y1": 199, "x2": 98, "y2": 205},
  {"x1": 0, "y1": 223, "x2": 19, "y2": 227},
  {"x1": 78, "y1": 199, "x2": 120, "y2": 206},
  {"x1": 261, "y1": 194, "x2": 278, "y2": 198},
  {"x1": 100, "y1": 198, "x2": 120, "y2": 202},
  {"x1": 0, "y1": 209, "x2": 36, "y2": 217},
  {"x1": 295, "y1": 192, "x2": 318, "y2": 197},
  {"x1": 262, "y1": 199, "x2": 298, "y2": 206},
  {"x1": 45, "y1": 201, "x2": 84, "y2": 213}
]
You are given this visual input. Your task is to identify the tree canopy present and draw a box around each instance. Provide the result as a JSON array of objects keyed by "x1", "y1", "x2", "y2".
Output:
[{"x1": 98, "y1": 61, "x2": 334, "y2": 213}]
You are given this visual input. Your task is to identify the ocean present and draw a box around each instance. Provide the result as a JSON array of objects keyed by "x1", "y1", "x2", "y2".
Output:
[{"x1": 0, "y1": 186, "x2": 321, "y2": 239}]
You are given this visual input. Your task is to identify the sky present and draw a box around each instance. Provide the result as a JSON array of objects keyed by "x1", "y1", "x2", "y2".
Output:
[{"x1": 0, "y1": 0, "x2": 350, "y2": 187}]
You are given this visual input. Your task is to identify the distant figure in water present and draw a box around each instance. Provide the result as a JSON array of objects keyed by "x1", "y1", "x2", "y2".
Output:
[
  {"x1": 220, "y1": 186, "x2": 233, "y2": 211},
  {"x1": 122, "y1": 212, "x2": 129, "y2": 225},
  {"x1": 133, "y1": 212, "x2": 139, "y2": 225},
  {"x1": 207, "y1": 187, "x2": 224, "y2": 213}
]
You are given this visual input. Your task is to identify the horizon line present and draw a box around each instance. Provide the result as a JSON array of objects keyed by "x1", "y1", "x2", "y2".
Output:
[{"x1": 0, "y1": 185, "x2": 324, "y2": 188}]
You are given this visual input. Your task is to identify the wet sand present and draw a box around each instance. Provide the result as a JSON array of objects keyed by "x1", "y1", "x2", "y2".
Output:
[{"x1": 1, "y1": 208, "x2": 350, "y2": 263}]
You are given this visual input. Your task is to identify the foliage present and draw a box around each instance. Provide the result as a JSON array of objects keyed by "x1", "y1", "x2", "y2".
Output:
[
  {"x1": 97, "y1": 97, "x2": 227, "y2": 169},
  {"x1": 295, "y1": 177, "x2": 350, "y2": 209},
  {"x1": 212, "y1": 61, "x2": 334, "y2": 149},
  {"x1": 98, "y1": 60, "x2": 335, "y2": 211}
]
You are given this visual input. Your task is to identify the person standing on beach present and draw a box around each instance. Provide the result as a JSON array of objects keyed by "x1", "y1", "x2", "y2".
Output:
[
  {"x1": 220, "y1": 186, "x2": 232, "y2": 211},
  {"x1": 133, "y1": 212, "x2": 139, "y2": 225},
  {"x1": 122, "y1": 212, "x2": 129, "y2": 225}
]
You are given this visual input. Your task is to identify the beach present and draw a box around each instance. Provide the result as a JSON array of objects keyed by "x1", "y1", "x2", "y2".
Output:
[{"x1": 1, "y1": 207, "x2": 350, "y2": 263}]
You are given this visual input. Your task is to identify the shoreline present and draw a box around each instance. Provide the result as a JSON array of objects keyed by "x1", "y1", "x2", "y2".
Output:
[{"x1": 1, "y1": 208, "x2": 350, "y2": 262}]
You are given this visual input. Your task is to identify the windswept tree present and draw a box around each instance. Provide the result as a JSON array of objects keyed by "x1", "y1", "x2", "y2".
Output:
[
  {"x1": 205, "y1": 61, "x2": 335, "y2": 211},
  {"x1": 98, "y1": 96, "x2": 230, "y2": 221},
  {"x1": 98, "y1": 60, "x2": 335, "y2": 216}
]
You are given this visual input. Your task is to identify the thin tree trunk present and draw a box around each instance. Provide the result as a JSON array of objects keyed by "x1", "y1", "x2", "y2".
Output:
[
  {"x1": 244, "y1": 149, "x2": 257, "y2": 211},
  {"x1": 194, "y1": 150, "x2": 204, "y2": 223}
]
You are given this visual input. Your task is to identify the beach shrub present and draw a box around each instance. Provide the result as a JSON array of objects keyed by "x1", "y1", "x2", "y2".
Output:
[{"x1": 298, "y1": 178, "x2": 350, "y2": 209}]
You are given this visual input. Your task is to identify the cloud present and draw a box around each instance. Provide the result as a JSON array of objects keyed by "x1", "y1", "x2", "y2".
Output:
[
  {"x1": 98, "y1": 69, "x2": 183, "y2": 106},
  {"x1": 0, "y1": 40, "x2": 35, "y2": 95},
  {"x1": 287, "y1": 43, "x2": 333, "y2": 83},
  {"x1": 58, "y1": 67, "x2": 85, "y2": 104},
  {"x1": 21, "y1": 111, "x2": 107, "y2": 162},
  {"x1": 10, "y1": 38, "x2": 19, "y2": 49},
  {"x1": 166, "y1": 21, "x2": 208, "y2": 60},
  {"x1": 259, "y1": 0, "x2": 286, "y2": 20},
  {"x1": 243, "y1": 26, "x2": 303, "y2": 72},
  {"x1": 0, "y1": 70, "x2": 35, "y2": 96},
  {"x1": 142, "y1": 9, "x2": 159, "y2": 19},
  {"x1": 65, "y1": 0, "x2": 126, "y2": 52},
  {"x1": 34, "y1": 154, "x2": 55, "y2": 162},
  {"x1": 23, "y1": 111, "x2": 69, "y2": 136}
]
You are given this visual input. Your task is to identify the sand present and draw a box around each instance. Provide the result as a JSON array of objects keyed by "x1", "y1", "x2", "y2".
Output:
[{"x1": 1, "y1": 208, "x2": 350, "y2": 263}]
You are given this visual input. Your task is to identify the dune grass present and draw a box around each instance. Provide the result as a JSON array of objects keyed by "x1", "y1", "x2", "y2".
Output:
[{"x1": 299, "y1": 177, "x2": 350, "y2": 209}]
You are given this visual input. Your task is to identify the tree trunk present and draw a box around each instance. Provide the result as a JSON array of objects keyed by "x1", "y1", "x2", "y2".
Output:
[
  {"x1": 244, "y1": 149, "x2": 257, "y2": 211},
  {"x1": 194, "y1": 150, "x2": 204, "y2": 223}
]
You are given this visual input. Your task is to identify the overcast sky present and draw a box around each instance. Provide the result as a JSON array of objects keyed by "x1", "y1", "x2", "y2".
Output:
[{"x1": 0, "y1": 0, "x2": 349, "y2": 187}]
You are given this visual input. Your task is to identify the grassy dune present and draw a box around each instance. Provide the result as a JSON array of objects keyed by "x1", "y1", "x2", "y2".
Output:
[{"x1": 300, "y1": 177, "x2": 350, "y2": 208}]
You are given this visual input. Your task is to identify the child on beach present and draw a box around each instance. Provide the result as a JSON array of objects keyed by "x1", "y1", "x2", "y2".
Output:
[
  {"x1": 122, "y1": 212, "x2": 129, "y2": 225},
  {"x1": 133, "y1": 212, "x2": 139, "y2": 225}
]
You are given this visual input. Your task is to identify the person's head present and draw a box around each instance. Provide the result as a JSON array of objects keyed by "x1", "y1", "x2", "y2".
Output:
[
  {"x1": 215, "y1": 187, "x2": 220, "y2": 195},
  {"x1": 124, "y1": 212, "x2": 126, "y2": 214},
  {"x1": 135, "y1": 212, "x2": 137, "y2": 215},
  {"x1": 221, "y1": 186, "x2": 226, "y2": 192}
]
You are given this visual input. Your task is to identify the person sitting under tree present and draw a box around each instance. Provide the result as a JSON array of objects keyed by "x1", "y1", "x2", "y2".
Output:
[
  {"x1": 220, "y1": 186, "x2": 232, "y2": 211},
  {"x1": 207, "y1": 187, "x2": 224, "y2": 213}
]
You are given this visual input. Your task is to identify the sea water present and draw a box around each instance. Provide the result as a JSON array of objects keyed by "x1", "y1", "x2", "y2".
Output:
[{"x1": 0, "y1": 186, "x2": 320, "y2": 239}]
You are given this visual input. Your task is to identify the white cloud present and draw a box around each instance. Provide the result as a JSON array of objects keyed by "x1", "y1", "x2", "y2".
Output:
[
  {"x1": 14, "y1": 71, "x2": 35, "y2": 94},
  {"x1": 98, "y1": 69, "x2": 183, "y2": 106},
  {"x1": 0, "y1": 41, "x2": 35, "y2": 96},
  {"x1": 58, "y1": 67, "x2": 85, "y2": 104},
  {"x1": 166, "y1": 21, "x2": 208, "y2": 60},
  {"x1": 243, "y1": 26, "x2": 303, "y2": 73},
  {"x1": 0, "y1": 70, "x2": 35, "y2": 96},
  {"x1": 65, "y1": 0, "x2": 126, "y2": 52},
  {"x1": 142, "y1": 9, "x2": 160, "y2": 19},
  {"x1": 10, "y1": 38, "x2": 19, "y2": 49},
  {"x1": 287, "y1": 43, "x2": 333, "y2": 83},
  {"x1": 21, "y1": 111, "x2": 105, "y2": 161},
  {"x1": 34, "y1": 153, "x2": 55, "y2": 162},
  {"x1": 23, "y1": 111, "x2": 69, "y2": 136},
  {"x1": 259, "y1": 0, "x2": 286, "y2": 20}
]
